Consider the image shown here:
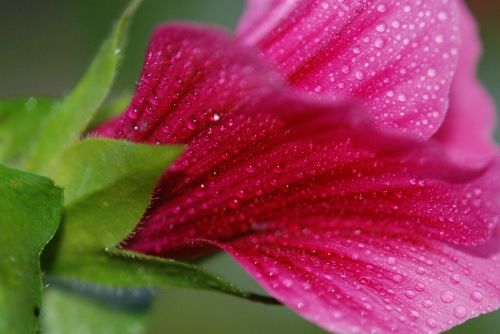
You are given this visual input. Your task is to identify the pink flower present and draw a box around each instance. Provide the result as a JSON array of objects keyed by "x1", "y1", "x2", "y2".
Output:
[{"x1": 95, "y1": 1, "x2": 500, "y2": 333}]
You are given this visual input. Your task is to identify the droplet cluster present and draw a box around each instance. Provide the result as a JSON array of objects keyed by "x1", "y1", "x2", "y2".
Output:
[
  {"x1": 94, "y1": 10, "x2": 500, "y2": 334},
  {"x1": 238, "y1": 0, "x2": 461, "y2": 140}
]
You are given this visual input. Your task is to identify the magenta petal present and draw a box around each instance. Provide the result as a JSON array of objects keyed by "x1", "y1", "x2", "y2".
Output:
[
  {"x1": 95, "y1": 22, "x2": 500, "y2": 333},
  {"x1": 120, "y1": 92, "x2": 500, "y2": 257},
  {"x1": 433, "y1": 1, "x2": 498, "y2": 166},
  {"x1": 94, "y1": 23, "x2": 283, "y2": 144},
  {"x1": 236, "y1": 0, "x2": 461, "y2": 140},
  {"x1": 92, "y1": 22, "x2": 500, "y2": 256},
  {"x1": 221, "y1": 226, "x2": 500, "y2": 334}
]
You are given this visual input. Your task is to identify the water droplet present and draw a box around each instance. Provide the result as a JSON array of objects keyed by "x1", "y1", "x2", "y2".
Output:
[
  {"x1": 246, "y1": 165, "x2": 256, "y2": 174},
  {"x1": 387, "y1": 257, "x2": 397, "y2": 265},
  {"x1": 450, "y1": 274, "x2": 461, "y2": 284},
  {"x1": 453, "y1": 306, "x2": 467, "y2": 319},
  {"x1": 422, "y1": 299, "x2": 433, "y2": 308},
  {"x1": 375, "y1": 38, "x2": 385, "y2": 48},
  {"x1": 127, "y1": 108, "x2": 139, "y2": 120},
  {"x1": 187, "y1": 119, "x2": 197, "y2": 130},
  {"x1": 440, "y1": 290, "x2": 455, "y2": 303},
  {"x1": 426, "y1": 318, "x2": 437, "y2": 329},
  {"x1": 149, "y1": 95, "x2": 160, "y2": 106},
  {"x1": 438, "y1": 11, "x2": 448, "y2": 21},
  {"x1": 229, "y1": 199, "x2": 240, "y2": 209},
  {"x1": 392, "y1": 274, "x2": 403, "y2": 283},
  {"x1": 415, "y1": 282, "x2": 425, "y2": 292},
  {"x1": 405, "y1": 290, "x2": 416, "y2": 299},
  {"x1": 273, "y1": 164, "x2": 283, "y2": 174},
  {"x1": 376, "y1": 23, "x2": 386, "y2": 33},
  {"x1": 409, "y1": 310, "x2": 420, "y2": 319},
  {"x1": 470, "y1": 291, "x2": 483, "y2": 302},
  {"x1": 377, "y1": 4, "x2": 387, "y2": 13}
]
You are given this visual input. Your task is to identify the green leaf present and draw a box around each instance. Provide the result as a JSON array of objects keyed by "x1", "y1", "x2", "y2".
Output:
[
  {"x1": 0, "y1": 164, "x2": 63, "y2": 334},
  {"x1": 24, "y1": 0, "x2": 142, "y2": 175},
  {"x1": 42, "y1": 288, "x2": 151, "y2": 334},
  {"x1": 50, "y1": 138, "x2": 183, "y2": 250},
  {"x1": 44, "y1": 138, "x2": 277, "y2": 304},
  {"x1": 0, "y1": 97, "x2": 55, "y2": 167},
  {"x1": 51, "y1": 249, "x2": 276, "y2": 303}
]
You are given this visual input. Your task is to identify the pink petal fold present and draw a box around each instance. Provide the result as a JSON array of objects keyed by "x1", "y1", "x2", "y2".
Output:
[
  {"x1": 94, "y1": 23, "x2": 282, "y2": 143},
  {"x1": 94, "y1": 24, "x2": 500, "y2": 333},
  {"x1": 433, "y1": 1, "x2": 498, "y2": 166},
  {"x1": 221, "y1": 223, "x2": 500, "y2": 334},
  {"x1": 236, "y1": 0, "x2": 461, "y2": 140}
]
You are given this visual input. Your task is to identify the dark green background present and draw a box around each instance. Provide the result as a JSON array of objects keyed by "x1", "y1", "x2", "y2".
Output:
[{"x1": 0, "y1": 1, "x2": 499, "y2": 333}]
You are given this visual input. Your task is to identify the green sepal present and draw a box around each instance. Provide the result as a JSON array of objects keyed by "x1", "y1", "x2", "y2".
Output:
[
  {"x1": 0, "y1": 164, "x2": 63, "y2": 334},
  {"x1": 0, "y1": 97, "x2": 56, "y2": 167}
]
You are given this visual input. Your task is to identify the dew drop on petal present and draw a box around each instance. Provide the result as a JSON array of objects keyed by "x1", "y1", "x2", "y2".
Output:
[
  {"x1": 392, "y1": 274, "x2": 403, "y2": 283},
  {"x1": 440, "y1": 290, "x2": 455, "y2": 303},
  {"x1": 246, "y1": 165, "x2": 256, "y2": 174},
  {"x1": 453, "y1": 306, "x2": 468, "y2": 319},
  {"x1": 450, "y1": 273, "x2": 461, "y2": 284},
  {"x1": 377, "y1": 4, "x2": 387, "y2": 13},
  {"x1": 127, "y1": 108, "x2": 139, "y2": 120},
  {"x1": 470, "y1": 291, "x2": 483, "y2": 302},
  {"x1": 438, "y1": 11, "x2": 449, "y2": 21},
  {"x1": 409, "y1": 310, "x2": 420, "y2": 319},
  {"x1": 415, "y1": 282, "x2": 425, "y2": 292},
  {"x1": 376, "y1": 23, "x2": 386, "y2": 32},
  {"x1": 426, "y1": 318, "x2": 437, "y2": 329},
  {"x1": 422, "y1": 299, "x2": 433, "y2": 308},
  {"x1": 405, "y1": 290, "x2": 416, "y2": 299}
]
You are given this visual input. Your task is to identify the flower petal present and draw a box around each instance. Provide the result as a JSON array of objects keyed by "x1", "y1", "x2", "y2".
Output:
[
  {"x1": 93, "y1": 23, "x2": 500, "y2": 256},
  {"x1": 220, "y1": 223, "x2": 500, "y2": 334},
  {"x1": 96, "y1": 22, "x2": 500, "y2": 333},
  {"x1": 236, "y1": 0, "x2": 461, "y2": 140},
  {"x1": 123, "y1": 93, "x2": 500, "y2": 256},
  {"x1": 433, "y1": 1, "x2": 498, "y2": 166},
  {"x1": 94, "y1": 23, "x2": 282, "y2": 143}
]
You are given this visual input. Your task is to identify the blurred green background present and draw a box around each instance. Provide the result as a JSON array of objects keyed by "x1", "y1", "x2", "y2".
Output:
[{"x1": 1, "y1": 1, "x2": 499, "y2": 333}]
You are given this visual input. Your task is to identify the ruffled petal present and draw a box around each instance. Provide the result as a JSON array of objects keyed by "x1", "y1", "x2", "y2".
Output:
[
  {"x1": 219, "y1": 223, "x2": 500, "y2": 334},
  {"x1": 433, "y1": 1, "x2": 498, "y2": 166},
  {"x1": 92, "y1": 23, "x2": 500, "y2": 256},
  {"x1": 95, "y1": 23, "x2": 500, "y2": 333},
  {"x1": 236, "y1": 0, "x2": 461, "y2": 140},
  {"x1": 94, "y1": 23, "x2": 282, "y2": 143},
  {"x1": 123, "y1": 91, "x2": 500, "y2": 256}
]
